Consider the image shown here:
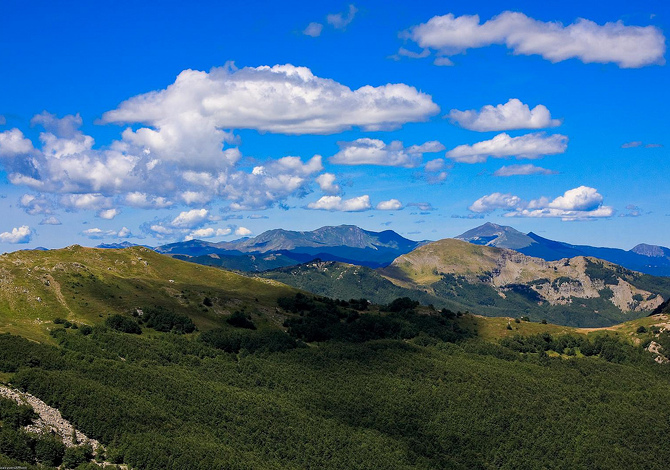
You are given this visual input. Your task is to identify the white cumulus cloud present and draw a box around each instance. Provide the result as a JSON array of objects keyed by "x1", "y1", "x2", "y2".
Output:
[
  {"x1": 405, "y1": 11, "x2": 665, "y2": 68},
  {"x1": 307, "y1": 195, "x2": 371, "y2": 212},
  {"x1": 97, "y1": 208, "x2": 120, "y2": 220},
  {"x1": 0, "y1": 129, "x2": 35, "y2": 157},
  {"x1": 376, "y1": 199, "x2": 403, "y2": 210},
  {"x1": 469, "y1": 193, "x2": 525, "y2": 213},
  {"x1": 60, "y1": 193, "x2": 113, "y2": 211},
  {"x1": 446, "y1": 132, "x2": 567, "y2": 163},
  {"x1": 184, "y1": 227, "x2": 232, "y2": 241},
  {"x1": 331, "y1": 138, "x2": 444, "y2": 167},
  {"x1": 316, "y1": 173, "x2": 341, "y2": 194},
  {"x1": 448, "y1": 98, "x2": 561, "y2": 131},
  {"x1": 469, "y1": 186, "x2": 613, "y2": 220},
  {"x1": 235, "y1": 226, "x2": 252, "y2": 236},
  {"x1": 0, "y1": 225, "x2": 32, "y2": 244},
  {"x1": 19, "y1": 194, "x2": 53, "y2": 215},
  {"x1": 101, "y1": 64, "x2": 438, "y2": 136},
  {"x1": 170, "y1": 209, "x2": 209, "y2": 229},
  {"x1": 83, "y1": 227, "x2": 132, "y2": 239}
]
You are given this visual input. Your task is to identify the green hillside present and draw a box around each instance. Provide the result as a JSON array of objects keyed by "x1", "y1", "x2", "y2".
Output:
[
  {"x1": 378, "y1": 239, "x2": 670, "y2": 327},
  {"x1": 3, "y1": 247, "x2": 670, "y2": 469},
  {"x1": 0, "y1": 245, "x2": 296, "y2": 342}
]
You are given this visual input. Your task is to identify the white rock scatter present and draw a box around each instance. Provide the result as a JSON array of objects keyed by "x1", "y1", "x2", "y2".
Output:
[{"x1": 0, "y1": 384, "x2": 101, "y2": 449}]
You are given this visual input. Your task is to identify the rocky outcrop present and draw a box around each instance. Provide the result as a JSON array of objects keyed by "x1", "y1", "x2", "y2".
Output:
[{"x1": 0, "y1": 384, "x2": 101, "y2": 449}]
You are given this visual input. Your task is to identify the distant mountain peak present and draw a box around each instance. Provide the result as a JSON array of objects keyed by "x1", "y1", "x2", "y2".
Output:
[
  {"x1": 631, "y1": 243, "x2": 670, "y2": 258},
  {"x1": 455, "y1": 223, "x2": 535, "y2": 250}
]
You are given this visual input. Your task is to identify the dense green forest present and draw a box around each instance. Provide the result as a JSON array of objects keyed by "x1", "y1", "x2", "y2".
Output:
[{"x1": 1, "y1": 293, "x2": 670, "y2": 469}]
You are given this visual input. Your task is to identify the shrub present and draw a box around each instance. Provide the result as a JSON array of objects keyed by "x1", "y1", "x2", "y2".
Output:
[
  {"x1": 384, "y1": 297, "x2": 419, "y2": 313},
  {"x1": 226, "y1": 311, "x2": 256, "y2": 330},
  {"x1": 139, "y1": 307, "x2": 195, "y2": 334},
  {"x1": 0, "y1": 397, "x2": 37, "y2": 428},
  {"x1": 62, "y1": 444, "x2": 93, "y2": 468},
  {"x1": 105, "y1": 315, "x2": 142, "y2": 334},
  {"x1": 34, "y1": 435, "x2": 65, "y2": 466},
  {"x1": 79, "y1": 325, "x2": 93, "y2": 335}
]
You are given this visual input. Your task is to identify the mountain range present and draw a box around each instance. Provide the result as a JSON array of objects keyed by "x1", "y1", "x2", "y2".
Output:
[
  {"x1": 153, "y1": 225, "x2": 426, "y2": 269},
  {"x1": 90, "y1": 223, "x2": 670, "y2": 278},
  {"x1": 260, "y1": 238, "x2": 670, "y2": 327},
  {"x1": 455, "y1": 222, "x2": 670, "y2": 277}
]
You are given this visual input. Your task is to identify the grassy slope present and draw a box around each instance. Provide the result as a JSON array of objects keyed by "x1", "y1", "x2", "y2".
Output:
[
  {"x1": 381, "y1": 239, "x2": 500, "y2": 286},
  {"x1": 0, "y1": 246, "x2": 296, "y2": 342}
]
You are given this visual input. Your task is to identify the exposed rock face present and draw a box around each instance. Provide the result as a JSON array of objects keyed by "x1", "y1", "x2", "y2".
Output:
[
  {"x1": 386, "y1": 238, "x2": 665, "y2": 312},
  {"x1": 0, "y1": 384, "x2": 101, "y2": 449},
  {"x1": 646, "y1": 341, "x2": 670, "y2": 364}
]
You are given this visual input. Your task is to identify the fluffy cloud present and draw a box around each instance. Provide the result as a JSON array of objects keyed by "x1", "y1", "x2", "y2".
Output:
[
  {"x1": 19, "y1": 194, "x2": 53, "y2": 215},
  {"x1": 469, "y1": 193, "x2": 524, "y2": 213},
  {"x1": 97, "y1": 208, "x2": 120, "y2": 220},
  {"x1": 327, "y1": 4, "x2": 357, "y2": 29},
  {"x1": 303, "y1": 22, "x2": 323, "y2": 37},
  {"x1": 1, "y1": 113, "x2": 330, "y2": 215},
  {"x1": 405, "y1": 12, "x2": 665, "y2": 68},
  {"x1": 184, "y1": 227, "x2": 232, "y2": 241},
  {"x1": 0, "y1": 129, "x2": 34, "y2": 157},
  {"x1": 331, "y1": 139, "x2": 444, "y2": 167},
  {"x1": 307, "y1": 195, "x2": 371, "y2": 211},
  {"x1": 422, "y1": 158, "x2": 449, "y2": 184},
  {"x1": 376, "y1": 199, "x2": 403, "y2": 210},
  {"x1": 83, "y1": 227, "x2": 132, "y2": 239},
  {"x1": 448, "y1": 99, "x2": 561, "y2": 131},
  {"x1": 170, "y1": 209, "x2": 209, "y2": 229},
  {"x1": 124, "y1": 192, "x2": 173, "y2": 209},
  {"x1": 446, "y1": 132, "x2": 567, "y2": 163},
  {"x1": 60, "y1": 193, "x2": 113, "y2": 211},
  {"x1": 0, "y1": 225, "x2": 33, "y2": 244},
  {"x1": 316, "y1": 173, "x2": 341, "y2": 194},
  {"x1": 493, "y1": 164, "x2": 558, "y2": 176},
  {"x1": 424, "y1": 158, "x2": 446, "y2": 172},
  {"x1": 469, "y1": 186, "x2": 613, "y2": 220},
  {"x1": 101, "y1": 64, "x2": 438, "y2": 136},
  {"x1": 235, "y1": 226, "x2": 252, "y2": 236}
]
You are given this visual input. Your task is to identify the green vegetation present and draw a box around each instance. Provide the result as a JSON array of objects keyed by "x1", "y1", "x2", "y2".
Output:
[
  {"x1": 0, "y1": 396, "x2": 65, "y2": 467},
  {"x1": 0, "y1": 298, "x2": 669, "y2": 469},
  {"x1": 3, "y1": 247, "x2": 670, "y2": 468},
  {"x1": 105, "y1": 314, "x2": 142, "y2": 334},
  {"x1": 260, "y1": 252, "x2": 668, "y2": 327},
  {"x1": 0, "y1": 245, "x2": 297, "y2": 342},
  {"x1": 137, "y1": 306, "x2": 196, "y2": 333}
]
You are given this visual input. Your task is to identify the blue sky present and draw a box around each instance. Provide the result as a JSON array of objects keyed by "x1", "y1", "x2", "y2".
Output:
[{"x1": 0, "y1": 0, "x2": 667, "y2": 251}]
